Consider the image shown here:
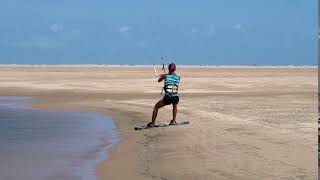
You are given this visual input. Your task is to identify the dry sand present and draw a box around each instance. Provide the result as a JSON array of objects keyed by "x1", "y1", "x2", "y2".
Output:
[{"x1": 0, "y1": 65, "x2": 317, "y2": 180}]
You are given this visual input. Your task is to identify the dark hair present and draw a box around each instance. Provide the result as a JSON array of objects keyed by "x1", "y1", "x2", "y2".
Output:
[{"x1": 168, "y1": 63, "x2": 176, "y2": 73}]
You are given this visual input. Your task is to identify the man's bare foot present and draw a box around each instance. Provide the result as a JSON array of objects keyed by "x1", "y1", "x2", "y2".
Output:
[
  {"x1": 169, "y1": 120, "x2": 177, "y2": 125},
  {"x1": 147, "y1": 122, "x2": 155, "y2": 127}
]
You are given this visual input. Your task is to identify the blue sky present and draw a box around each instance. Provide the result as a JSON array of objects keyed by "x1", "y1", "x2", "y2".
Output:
[{"x1": 0, "y1": 0, "x2": 317, "y2": 65}]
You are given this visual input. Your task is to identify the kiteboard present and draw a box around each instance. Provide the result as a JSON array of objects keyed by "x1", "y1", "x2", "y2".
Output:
[{"x1": 134, "y1": 120, "x2": 189, "y2": 131}]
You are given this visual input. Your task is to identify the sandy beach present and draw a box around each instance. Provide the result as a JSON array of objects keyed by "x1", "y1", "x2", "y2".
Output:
[{"x1": 0, "y1": 65, "x2": 317, "y2": 180}]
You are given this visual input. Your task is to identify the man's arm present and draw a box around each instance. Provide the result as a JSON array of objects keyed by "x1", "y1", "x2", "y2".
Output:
[{"x1": 158, "y1": 74, "x2": 166, "y2": 82}]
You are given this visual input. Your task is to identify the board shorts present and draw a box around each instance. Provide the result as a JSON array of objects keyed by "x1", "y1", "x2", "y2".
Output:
[{"x1": 163, "y1": 95, "x2": 179, "y2": 105}]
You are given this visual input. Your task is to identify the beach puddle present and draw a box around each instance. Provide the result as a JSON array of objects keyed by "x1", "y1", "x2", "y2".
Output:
[{"x1": 0, "y1": 96, "x2": 119, "y2": 180}]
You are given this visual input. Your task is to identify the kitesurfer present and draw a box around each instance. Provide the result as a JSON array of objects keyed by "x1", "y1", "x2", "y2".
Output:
[{"x1": 147, "y1": 63, "x2": 181, "y2": 127}]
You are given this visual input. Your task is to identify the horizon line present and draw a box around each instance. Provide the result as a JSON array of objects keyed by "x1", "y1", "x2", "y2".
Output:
[{"x1": 0, "y1": 64, "x2": 317, "y2": 68}]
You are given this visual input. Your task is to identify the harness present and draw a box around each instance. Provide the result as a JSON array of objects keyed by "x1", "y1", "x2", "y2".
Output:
[{"x1": 163, "y1": 73, "x2": 180, "y2": 97}]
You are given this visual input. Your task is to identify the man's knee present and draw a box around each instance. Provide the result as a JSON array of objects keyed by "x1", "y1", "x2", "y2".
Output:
[{"x1": 154, "y1": 104, "x2": 161, "y2": 110}]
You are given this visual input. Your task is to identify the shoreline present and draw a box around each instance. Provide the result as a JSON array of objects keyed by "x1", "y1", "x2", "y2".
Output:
[
  {"x1": 33, "y1": 98, "x2": 145, "y2": 180},
  {"x1": 0, "y1": 66, "x2": 316, "y2": 179},
  {"x1": 12, "y1": 92, "x2": 147, "y2": 180},
  {"x1": 0, "y1": 95, "x2": 120, "y2": 180}
]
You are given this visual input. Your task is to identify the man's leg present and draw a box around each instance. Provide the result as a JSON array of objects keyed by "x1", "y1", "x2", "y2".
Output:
[
  {"x1": 151, "y1": 100, "x2": 166, "y2": 125},
  {"x1": 170, "y1": 96, "x2": 179, "y2": 124},
  {"x1": 171, "y1": 105, "x2": 177, "y2": 124}
]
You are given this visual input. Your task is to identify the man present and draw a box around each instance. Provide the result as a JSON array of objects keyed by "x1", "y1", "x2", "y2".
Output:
[{"x1": 147, "y1": 63, "x2": 181, "y2": 127}]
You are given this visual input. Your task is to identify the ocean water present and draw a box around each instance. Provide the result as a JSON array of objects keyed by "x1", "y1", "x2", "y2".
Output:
[{"x1": 0, "y1": 96, "x2": 119, "y2": 180}]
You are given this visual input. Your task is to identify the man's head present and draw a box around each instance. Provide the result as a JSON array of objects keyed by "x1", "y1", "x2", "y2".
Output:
[{"x1": 168, "y1": 63, "x2": 176, "y2": 73}]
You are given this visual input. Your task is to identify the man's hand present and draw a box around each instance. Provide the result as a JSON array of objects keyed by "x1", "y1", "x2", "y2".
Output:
[{"x1": 158, "y1": 74, "x2": 166, "y2": 82}]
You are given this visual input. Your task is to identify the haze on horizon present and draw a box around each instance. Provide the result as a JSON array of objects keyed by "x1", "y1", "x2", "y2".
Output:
[{"x1": 0, "y1": 0, "x2": 317, "y2": 65}]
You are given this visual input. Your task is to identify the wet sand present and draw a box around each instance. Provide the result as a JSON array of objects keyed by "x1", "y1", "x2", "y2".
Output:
[{"x1": 0, "y1": 65, "x2": 317, "y2": 180}]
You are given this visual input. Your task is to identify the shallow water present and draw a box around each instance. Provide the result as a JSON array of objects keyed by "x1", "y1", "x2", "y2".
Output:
[{"x1": 0, "y1": 96, "x2": 119, "y2": 180}]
